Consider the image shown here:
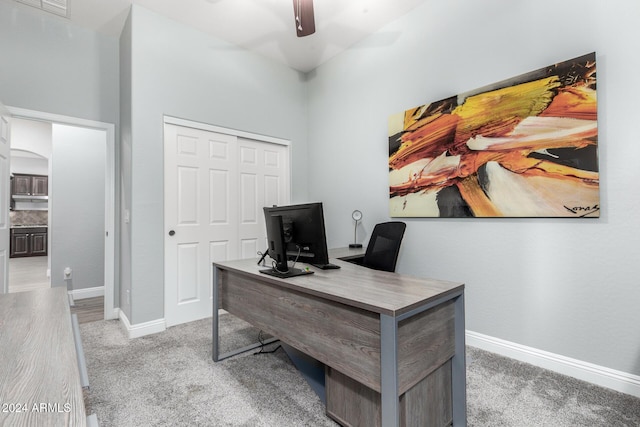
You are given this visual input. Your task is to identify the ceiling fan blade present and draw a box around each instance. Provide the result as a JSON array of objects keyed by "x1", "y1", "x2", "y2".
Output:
[{"x1": 293, "y1": 0, "x2": 315, "y2": 37}]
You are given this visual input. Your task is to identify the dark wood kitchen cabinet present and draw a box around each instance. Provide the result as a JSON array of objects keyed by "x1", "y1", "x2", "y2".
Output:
[
  {"x1": 10, "y1": 227, "x2": 48, "y2": 258},
  {"x1": 11, "y1": 174, "x2": 48, "y2": 196}
]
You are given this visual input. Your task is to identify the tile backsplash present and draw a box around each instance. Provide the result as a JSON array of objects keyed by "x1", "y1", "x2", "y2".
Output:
[{"x1": 10, "y1": 210, "x2": 48, "y2": 226}]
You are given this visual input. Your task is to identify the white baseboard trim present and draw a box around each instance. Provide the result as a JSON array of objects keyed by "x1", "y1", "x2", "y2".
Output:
[
  {"x1": 118, "y1": 311, "x2": 166, "y2": 339},
  {"x1": 466, "y1": 330, "x2": 640, "y2": 398},
  {"x1": 69, "y1": 286, "x2": 104, "y2": 300},
  {"x1": 108, "y1": 307, "x2": 120, "y2": 321}
]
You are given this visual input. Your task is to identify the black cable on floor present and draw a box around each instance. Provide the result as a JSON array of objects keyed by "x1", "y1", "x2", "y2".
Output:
[{"x1": 253, "y1": 330, "x2": 281, "y2": 355}]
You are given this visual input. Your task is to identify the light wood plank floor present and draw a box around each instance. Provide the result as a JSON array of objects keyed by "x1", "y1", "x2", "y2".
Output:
[
  {"x1": 70, "y1": 296, "x2": 104, "y2": 324},
  {"x1": 8, "y1": 256, "x2": 49, "y2": 293},
  {"x1": 9, "y1": 256, "x2": 104, "y2": 324}
]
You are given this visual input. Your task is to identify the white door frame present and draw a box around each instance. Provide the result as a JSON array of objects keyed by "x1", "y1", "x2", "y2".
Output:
[
  {"x1": 164, "y1": 116, "x2": 293, "y2": 148},
  {"x1": 7, "y1": 106, "x2": 116, "y2": 320}
]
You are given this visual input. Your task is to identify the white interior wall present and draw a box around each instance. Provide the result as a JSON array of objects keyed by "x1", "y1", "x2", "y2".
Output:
[
  {"x1": 10, "y1": 157, "x2": 48, "y2": 176},
  {"x1": 8, "y1": 118, "x2": 52, "y2": 161},
  {"x1": 118, "y1": 10, "x2": 133, "y2": 321},
  {"x1": 0, "y1": 1, "x2": 119, "y2": 125},
  {"x1": 10, "y1": 119, "x2": 50, "y2": 194},
  {"x1": 307, "y1": 0, "x2": 640, "y2": 379},
  {"x1": 50, "y1": 124, "x2": 105, "y2": 290}
]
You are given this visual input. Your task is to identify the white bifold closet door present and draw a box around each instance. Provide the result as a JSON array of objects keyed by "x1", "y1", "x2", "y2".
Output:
[{"x1": 164, "y1": 123, "x2": 290, "y2": 327}]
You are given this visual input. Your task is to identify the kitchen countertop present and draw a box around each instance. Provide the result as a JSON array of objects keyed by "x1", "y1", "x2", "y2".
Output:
[{"x1": 10, "y1": 224, "x2": 48, "y2": 228}]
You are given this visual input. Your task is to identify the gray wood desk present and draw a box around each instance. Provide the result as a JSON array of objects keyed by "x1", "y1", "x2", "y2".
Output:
[
  {"x1": 0, "y1": 287, "x2": 88, "y2": 427},
  {"x1": 213, "y1": 248, "x2": 466, "y2": 427}
]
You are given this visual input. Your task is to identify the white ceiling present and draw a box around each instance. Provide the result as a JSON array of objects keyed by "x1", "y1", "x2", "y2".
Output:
[{"x1": 60, "y1": 0, "x2": 427, "y2": 72}]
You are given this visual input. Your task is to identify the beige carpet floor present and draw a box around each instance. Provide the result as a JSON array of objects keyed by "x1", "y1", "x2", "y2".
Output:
[{"x1": 80, "y1": 315, "x2": 640, "y2": 426}]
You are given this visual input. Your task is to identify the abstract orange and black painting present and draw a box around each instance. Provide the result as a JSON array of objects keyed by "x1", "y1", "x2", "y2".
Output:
[{"x1": 388, "y1": 52, "x2": 598, "y2": 218}]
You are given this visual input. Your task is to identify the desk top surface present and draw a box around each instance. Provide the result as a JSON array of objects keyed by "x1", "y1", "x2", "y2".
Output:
[
  {"x1": 0, "y1": 287, "x2": 86, "y2": 426},
  {"x1": 214, "y1": 247, "x2": 464, "y2": 317}
]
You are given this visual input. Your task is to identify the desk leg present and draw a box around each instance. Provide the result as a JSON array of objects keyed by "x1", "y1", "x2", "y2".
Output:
[
  {"x1": 212, "y1": 265, "x2": 279, "y2": 362},
  {"x1": 452, "y1": 293, "x2": 467, "y2": 426},
  {"x1": 380, "y1": 314, "x2": 399, "y2": 427},
  {"x1": 212, "y1": 266, "x2": 221, "y2": 362}
]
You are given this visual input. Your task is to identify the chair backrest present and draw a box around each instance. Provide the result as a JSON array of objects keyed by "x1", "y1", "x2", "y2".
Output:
[{"x1": 362, "y1": 221, "x2": 406, "y2": 272}]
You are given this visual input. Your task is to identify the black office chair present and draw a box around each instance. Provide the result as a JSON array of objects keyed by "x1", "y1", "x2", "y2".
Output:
[{"x1": 361, "y1": 221, "x2": 406, "y2": 272}]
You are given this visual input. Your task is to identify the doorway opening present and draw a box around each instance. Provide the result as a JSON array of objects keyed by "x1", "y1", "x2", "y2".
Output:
[
  {"x1": 9, "y1": 119, "x2": 50, "y2": 293},
  {"x1": 6, "y1": 107, "x2": 116, "y2": 321}
]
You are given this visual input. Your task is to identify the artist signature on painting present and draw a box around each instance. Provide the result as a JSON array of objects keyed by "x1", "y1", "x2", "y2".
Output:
[{"x1": 564, "y1": 204, "x2": 600, "y2": 217}]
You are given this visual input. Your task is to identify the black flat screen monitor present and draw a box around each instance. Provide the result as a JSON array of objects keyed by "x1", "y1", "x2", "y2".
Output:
[
  {"x1": 263, "y1": 214, "x2": 289, "y2": 273},
  {"x1": 261, "y1": 208, "x2": 314, "y2": 278},
  {"x1": 263, "y1": 202, "x2": 337, "y2": 270}
]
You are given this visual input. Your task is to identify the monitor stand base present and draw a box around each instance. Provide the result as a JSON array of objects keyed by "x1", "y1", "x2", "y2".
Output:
[{"x1": 259, "y1": 267, "x2": 313, "y2": 278}]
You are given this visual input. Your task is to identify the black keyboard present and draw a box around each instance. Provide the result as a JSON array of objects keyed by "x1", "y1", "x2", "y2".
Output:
[{"x1": 311, "y1": 262, "x2": 341, "y2": 270}]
